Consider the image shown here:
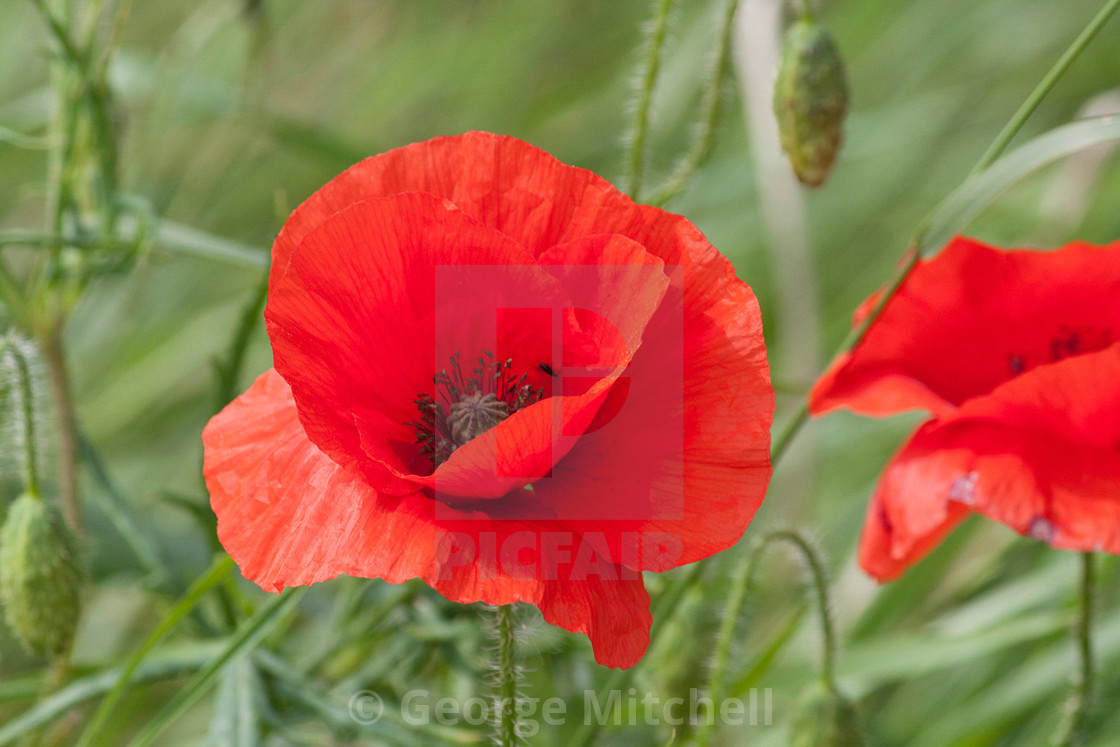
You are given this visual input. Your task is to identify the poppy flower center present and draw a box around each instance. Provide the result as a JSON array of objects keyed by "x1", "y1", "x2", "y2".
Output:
[{"x1": 410, "y1": 352, "x2": 545, "y2": 467}]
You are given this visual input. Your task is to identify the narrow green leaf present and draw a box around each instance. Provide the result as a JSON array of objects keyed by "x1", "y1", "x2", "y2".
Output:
[
  {"x1": 112, "y1": 214, "x2": 268, "y2": 269},
  {"x1": 919, "y1": 115, "x2": 1120, "y2": 254},
  {"x1": 75, "y1": 554, "x2": 235, "y2": 747},
  {"x1": 255, "y1": 650, "x2": 483, "y2": 745},
  {"x1": 127, "y1": 587, "x2": 307, "y2": 747},
  {"x1": 78, "y1": 430, "x2": 172, "y2": 589},
  {"x1": 841, "y1": 611, "x2": 1069, "y2": 692},
  {"x1": 0, "y1": 643, "x2": 223, "y2": 745},
  {"x1": 205, "y1": 658, "x2": 263, "y2": 747}
]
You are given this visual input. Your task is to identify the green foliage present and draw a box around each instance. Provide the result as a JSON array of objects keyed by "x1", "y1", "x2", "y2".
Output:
[{"x1": 789, "y1": 680, "x2": 863, "y2": 747}]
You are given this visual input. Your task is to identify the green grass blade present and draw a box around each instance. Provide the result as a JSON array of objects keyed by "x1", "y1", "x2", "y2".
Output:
[
  {"x1": 75, "y1": 554, "x2": 236, "y2": 747},
  {"x1": 919, "y1": 115, "x2": 1120, "y2": 254},
  {"x1": 0, "y1": 643, "x2": 223, "y2": 745},
  {"x1": 126, "y1": 586, "x2": 308, "y2": 747}
]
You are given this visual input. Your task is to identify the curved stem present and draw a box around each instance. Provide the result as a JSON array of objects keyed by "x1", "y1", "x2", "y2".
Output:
[
  {"x1": 1, "y1": 338, "x2": 43, "y2": 497},
  {"x1": 696, "y1": 529, "x2": 835, "y2": 746},
  {"x1": 492, "y1": 604, "x2": 519, "y2": 747},
  {"x1": 625, "y1": 0, "x2": 675, "y2": 200},
  {"x1": 748, "y1": 530, "x2": 836, "y2": 686},
  {"x1": 646, "y1": 0, "x2": 740, "y2": 207}
]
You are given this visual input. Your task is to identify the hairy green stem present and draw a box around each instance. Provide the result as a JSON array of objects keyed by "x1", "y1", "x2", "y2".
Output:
[
  {"x1": 625, "y1": 0, "x2": 675, "y2": 200},
  {"x1": 566, "y1": 4, "x2": 1120, "y2": 744},
  {"x1": 493, "y1": 604, "x2": 519, "y2": 746},
  {"x1": 1, "y1": 339, "x2": 43, "y2": 497},
  {"x1": 696, "y1": 529, "x2": 835, "y2": 746},
  {"x1": 646, "y1": 0, "x2": 740, "y2": 207}
]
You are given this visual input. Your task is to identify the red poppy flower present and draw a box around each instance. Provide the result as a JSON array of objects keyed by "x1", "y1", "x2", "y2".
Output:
[
  {"x1": 202, "y1": 132, "x2": 773, "y2": 668},
  {"x1": 810, "y1": 236, "x2": 1120, "y2": 582}
]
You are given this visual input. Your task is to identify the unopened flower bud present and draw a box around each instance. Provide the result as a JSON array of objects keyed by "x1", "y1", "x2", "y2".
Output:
[
  {"x1": 773, "y1": 18, "x2": 850, "y2": 187},
  {"x1": 790, "y1": 680, "x2": 863, "y2": 747},
  {"x1": 0, "y1": 493, "x2": 82, "y2": 656}
]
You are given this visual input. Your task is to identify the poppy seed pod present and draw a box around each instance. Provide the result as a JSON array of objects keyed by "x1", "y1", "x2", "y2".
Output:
[
  {"x1": 789, "y1": 680, "x2": 863, "y2": 747},
  {"x1": 0, "y1": 493, "x2": 82, "y2": 656},
  {"x1": 773, "y1": 18, "x2": 849, "y2": 188}
]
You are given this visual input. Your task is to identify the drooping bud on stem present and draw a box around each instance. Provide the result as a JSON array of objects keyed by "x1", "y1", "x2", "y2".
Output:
[
  {"x1": 0, "y1": 333, "x2": 82, "y2": 656},
  {"x1": 773, "y1": 17, "x2": 850, "y2": 187}
]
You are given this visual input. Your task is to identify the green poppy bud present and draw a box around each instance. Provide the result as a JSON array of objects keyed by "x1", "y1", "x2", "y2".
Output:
[
  {"x1": 773, "y1": 18, "x2": 850, "y2": 188},
  {"x1": 789, "y1": 680, "x2": 863, "y2": 747},
  {"x1": 0, "y1": 493, "x2": 82, "y2": 656}
]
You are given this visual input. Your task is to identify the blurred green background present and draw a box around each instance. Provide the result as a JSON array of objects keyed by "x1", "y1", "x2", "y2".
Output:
[{"x1": 1, "y1": 0, "x2": 1119, "y2": 744}]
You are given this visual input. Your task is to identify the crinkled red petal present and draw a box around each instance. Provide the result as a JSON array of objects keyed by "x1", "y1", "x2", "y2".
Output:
[
  {"x1": 859, "y1": 345, "x2": 1120, "y2": 580},
  {"x1": 203, "y1": 370, "x2": 652, "y2": 668},
  {"x1": 811, "y1": 236, "x2": 1120, "y2": 418}
]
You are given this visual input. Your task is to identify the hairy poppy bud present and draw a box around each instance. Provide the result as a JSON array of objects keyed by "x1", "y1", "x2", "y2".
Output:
[
  {"x1": 0, "y1": 493, "x2": 82, "y2": 656},
  {"x1": 773, "y1": 18, "x2": 850, "y2": 187},
  {"x1": 789, "y1": 680, "x2": 863, "y2": 747}
]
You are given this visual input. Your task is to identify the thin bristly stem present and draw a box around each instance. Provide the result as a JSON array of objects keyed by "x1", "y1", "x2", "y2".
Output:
[
  {"x1": 696, "y1": 549, "x2": 751, "y2": 747},
  {"x1": 492, "y1": 604, "x2": 519, "y2": 746},
  {"x1": 1054, "y1": 552, "x2": 1096, "y2": 746},
  {"x1": 770, "y1": 405, "x2": 809, "y2": 464},
  {"x1": 696, "y1": 529, "x2": 836, "y2": 747},
  {"x1": 750, "y1": 531, "x2": 836, "y2": 687},
  {"x1": 646, "y1": 0, "x2": 740, "y2": 207},
  {"x1": 624, "y1": 0, "x2": 674, "y2": 200},
  {"x1": 2, "y1": 339, "x2": 43, "y2": 498}
]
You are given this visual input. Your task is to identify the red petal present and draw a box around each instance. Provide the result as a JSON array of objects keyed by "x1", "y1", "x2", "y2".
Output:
[
  {"x1": 203, "y1": 369, "x2": 651, "y2": 667},
  {"x1": 859, "y1": 344, "x2": 1120, "y2": 580},
  {"x1": 265, "y1": 192, "x2": 567, "y2": 490},
  {"x1": 271, "y1": 132, "x2": 642, "y2": 279},
  {"x1": 857, "y1": 422, "x2": 973, "y2": 581},
  {"x1": 531, "y1": 234, "x2": 773, "y2": 569},
  {"x1": 811, "y1": 237, "x2": 1120, "y2": 418}
]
